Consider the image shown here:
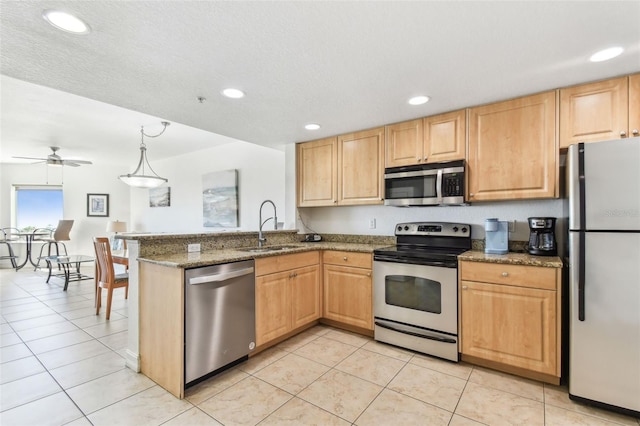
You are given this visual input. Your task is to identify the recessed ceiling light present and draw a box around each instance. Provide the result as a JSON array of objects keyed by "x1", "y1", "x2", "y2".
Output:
[
  {"x1": 590, "y1": 47, "x2": 624, "y2": 62},
  {"x1": 222, "y1": 88, "x2": 245, "y2": 99},
  {"x1": 305, "y1": 124, "x2": 321, "y2": 130},
  {"x1": 42, "y1": 9, "x2": 90, "y2": 34},
  {"x1": 408, "y1": 95, "x2": 430, "y2": 105}
]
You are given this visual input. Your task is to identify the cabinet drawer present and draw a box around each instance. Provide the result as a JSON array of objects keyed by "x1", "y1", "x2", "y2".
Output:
[
  {"x1": 256, "y1": 251, "x2": 320, "y2": 276},
  {"x1": 323, "y1": 251, "x2": 371, "y2": 269},
  {"x1": 460, "y1": 261, "x2": 557, "y2": 290}
]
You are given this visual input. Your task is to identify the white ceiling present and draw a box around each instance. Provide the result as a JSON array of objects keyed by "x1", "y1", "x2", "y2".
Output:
[{"x1": 1, "y1": 1, "x2": 639, "y2": 166}]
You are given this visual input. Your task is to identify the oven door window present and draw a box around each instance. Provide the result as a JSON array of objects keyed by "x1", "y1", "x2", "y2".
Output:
[
  {"x1": 385, "y1": 275, "x2": 441, "y2": 314},
  {"x1": 385, "y1": 175, "x2": 437, "y2": 200}
]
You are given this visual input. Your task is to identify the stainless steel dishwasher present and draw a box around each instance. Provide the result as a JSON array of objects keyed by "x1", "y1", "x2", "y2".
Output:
[{"x1": 184, "y1": 259, "x2": 256, "y2": 386}]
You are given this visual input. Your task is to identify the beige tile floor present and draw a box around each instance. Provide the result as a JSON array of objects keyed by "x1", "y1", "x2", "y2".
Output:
[{"x1": 1, "y1": 267, "x2": 639, "y2": 426}]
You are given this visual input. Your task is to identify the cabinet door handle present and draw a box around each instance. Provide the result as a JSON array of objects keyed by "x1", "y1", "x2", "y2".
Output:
[
  {"x1": 462, "y1": 285, "x2": 468, "y2": 290},
  {"x1": 469, "y1": 193, "x2": 474, "y2": 198},
  {"x1": 633, "y1": 129, "x2": 639, "y2": 136},
  {"x1": 343, "y1": 256, "x2": 348, "y2": 261},
  {"x1": 424, "y1": 156, "x2": 428, "y2": 161},
  {"x1": 620, "y1": 130, "x2": 627, "y2": 137},
  {"x1": 501, "y1": 272, "x2": 509, "y2": 277},
  {"x1": 367, "y1": 272, "x2": 371, "y2": 277},
  {"x1": 416, "y1": 157, "x2": 421, "y2": 162}
]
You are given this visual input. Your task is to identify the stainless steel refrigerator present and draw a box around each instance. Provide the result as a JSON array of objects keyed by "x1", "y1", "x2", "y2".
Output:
[{"x1": 567, "y1": 137, "x2": 640, "y2": 417}]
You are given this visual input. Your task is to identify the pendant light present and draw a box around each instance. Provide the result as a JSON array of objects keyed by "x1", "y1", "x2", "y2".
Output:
[{"x1": 119, "y1": 122, "x2": 170, "y2": 188}]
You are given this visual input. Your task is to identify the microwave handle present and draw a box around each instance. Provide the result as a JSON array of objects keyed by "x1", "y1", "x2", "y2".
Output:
[{"x1": 436, "y1": 169, "x2": 443, "y2": 204}]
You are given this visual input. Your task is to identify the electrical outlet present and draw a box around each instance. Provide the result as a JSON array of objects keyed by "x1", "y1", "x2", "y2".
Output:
[
  {"x1": 187, "y1": 243, "x2": 201, "y2": 253},
  {"x1": 508, "y1": 220, "x2": 516, "y2": 233},
  {"x1": 369, "y1": 218, "x2": 376, "y2": 229}
]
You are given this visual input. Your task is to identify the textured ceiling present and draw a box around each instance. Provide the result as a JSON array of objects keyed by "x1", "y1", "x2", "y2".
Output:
[{"x1": 1, "y1": 1, "x2": 639, "y2": 165}]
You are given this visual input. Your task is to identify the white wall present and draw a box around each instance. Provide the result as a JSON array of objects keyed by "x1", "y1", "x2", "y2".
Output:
[
  {"x1": 0, "y1": 162, "x2": 130, "y2": 258},
  {"x1": 129, "y1": 141, "x2": 286, "y2": 233}
]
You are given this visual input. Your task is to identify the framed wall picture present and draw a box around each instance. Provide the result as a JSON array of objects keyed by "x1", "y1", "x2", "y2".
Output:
[
  {"x1": 149, "y1": 187, "x2": 171, "y2": 207},
  {"x1": 87, "y1": 193, "x2": 109, "y2": 217},
  {"x1": 202, "y1": 169, "x2": 239, "y2": 227}
]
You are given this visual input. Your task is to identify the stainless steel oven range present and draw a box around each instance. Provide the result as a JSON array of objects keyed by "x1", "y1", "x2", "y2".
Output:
[{"x1": 373, "y1": 222, "x2": 471, "y2": 362}]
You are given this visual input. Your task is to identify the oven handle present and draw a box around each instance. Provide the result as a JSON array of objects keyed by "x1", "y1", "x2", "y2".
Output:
[
  {"x1": 374, "y1": 321, "x2": 456, "y2": 344},
  {"x1": 373, "y1": 255, "x2": 457, "y2": 268}
]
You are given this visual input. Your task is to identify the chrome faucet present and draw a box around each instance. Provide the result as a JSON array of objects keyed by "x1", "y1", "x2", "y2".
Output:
[{"x1": 258, "y1": 199, "x2": 277, "y2": 247}]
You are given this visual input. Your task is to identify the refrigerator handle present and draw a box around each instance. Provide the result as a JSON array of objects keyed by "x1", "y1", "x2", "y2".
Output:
[{"x1": 578, "y1": 143, "x2": 586, "y2": 321}]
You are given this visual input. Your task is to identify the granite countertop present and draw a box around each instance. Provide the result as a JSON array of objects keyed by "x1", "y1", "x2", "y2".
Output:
[
  {"x1": 458, "y1": 250, "x2": 563, "y2": 268},
  {"x1": 138, "y1": 241, "x2": 391, "y2": 269}
]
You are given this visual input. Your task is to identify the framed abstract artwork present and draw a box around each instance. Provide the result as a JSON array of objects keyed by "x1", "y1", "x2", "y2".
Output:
[{"x1": 202, "y1": 170, "x2": 238, "y2": 227}]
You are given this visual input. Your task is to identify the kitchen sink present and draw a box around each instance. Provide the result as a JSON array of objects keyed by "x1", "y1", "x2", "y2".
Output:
[{"x1": 239, "y1": 245, "x2": 299, "y2": 253}]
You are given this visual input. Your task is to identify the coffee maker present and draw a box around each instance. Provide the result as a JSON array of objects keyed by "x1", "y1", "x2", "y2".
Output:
[
  {"x1": 485, "y1": 218, "x2": 509, "y2": 254},
  {"x1": 527, "y1": 217, "x2": 557, "y2": 256}
]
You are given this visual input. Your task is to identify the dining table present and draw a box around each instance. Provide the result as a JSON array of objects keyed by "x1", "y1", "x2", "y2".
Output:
[{"x1": 14, "y1": 231, "x2": 51, "y2": 270}]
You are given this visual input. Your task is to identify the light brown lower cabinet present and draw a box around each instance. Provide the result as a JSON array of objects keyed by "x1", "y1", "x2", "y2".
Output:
[
  {"x1": 255, "y1": 251, "x2": 321, "y2": 347},
  {"x1": 459, "y1": 261, "x2": 562, "y2": 384},
  {"x1": 139, "y1": 262, "x2": 185, "y2": 398},
  {"x1": 322, "y1": 251, "x2": 373, "y2": 331}
]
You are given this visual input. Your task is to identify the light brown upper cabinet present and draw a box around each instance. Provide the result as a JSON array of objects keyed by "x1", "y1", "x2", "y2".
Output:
[
  {"x1": 560, "y1": 75, "x2": 640, "y2": 148},
  {"x1": 385, "y1": 110, "x2": 466, "y2": 168},
  {"x1": 296, "y1": 137, "x2": 338, "y2": 207},
  {"x1": 385, "y1": 118, "x2": 423, "y2": 167},
  {"x1": 424, "y1": 110, "x2": 466, "y2": 163},
  {"x1": 467, "y1": 91, "x2": 558, "y2": 201},
  {"x1": 297, "y1": 128, "x2": 384, "y2": 207},
  {"x1": 338, "y1": 127, "x2": 385, "y2": 205}
]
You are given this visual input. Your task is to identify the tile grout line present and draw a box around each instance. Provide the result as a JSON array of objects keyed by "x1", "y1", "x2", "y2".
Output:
[{"x1": 1, "y1": 270, "x2": 133, "y2": 425}]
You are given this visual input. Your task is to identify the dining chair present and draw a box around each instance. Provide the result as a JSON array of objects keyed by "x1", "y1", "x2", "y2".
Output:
[
  {"x1": 0, "y1": 227, "x2": 19, "y2": 270},
  {"x1": 93, "y1": 237, "x2": 129, "y2": 320},
  {"x1": 34, "y1": 220, "x2": 73, "y2": 270}
]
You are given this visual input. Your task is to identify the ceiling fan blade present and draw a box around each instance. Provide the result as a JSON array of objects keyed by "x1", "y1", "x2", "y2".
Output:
[
  {"x1": 62, "y1": 161, "x2": 81, "y2": 167},
  {"x1": 12, "y1": 156, "x2": 48, "y2": 161},
  {"x1": 63, "y1": 159, "x2": 92, "y2": 165}
]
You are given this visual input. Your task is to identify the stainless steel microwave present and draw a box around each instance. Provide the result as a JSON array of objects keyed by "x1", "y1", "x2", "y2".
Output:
[{"x1": 384, "y1": 160, "x2": 465, "y2": 206}]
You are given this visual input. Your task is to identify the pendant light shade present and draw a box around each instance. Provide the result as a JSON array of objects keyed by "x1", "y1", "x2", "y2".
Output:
[{"x1": 119, "y1": 122, "x2": 170, "y2": 188}]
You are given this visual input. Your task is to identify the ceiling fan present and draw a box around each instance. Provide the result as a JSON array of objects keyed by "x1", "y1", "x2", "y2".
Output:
[{"x1": 13, "y1": 146, "x2": 93, "y2": 167}]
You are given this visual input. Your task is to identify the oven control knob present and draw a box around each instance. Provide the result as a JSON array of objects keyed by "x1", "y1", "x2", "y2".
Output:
[
  {"x1": 397, "y1": 226, "x2": 403, "y2": 232},
  {"x1": 404, "y1": 226, "x2": 409, "y2": 231},
  {"x1": 461, "y1": 227, "x2": 468, "y2": 233},
  {"x1": 452, "y1": 226, "x2": 459, "y2": 232}
]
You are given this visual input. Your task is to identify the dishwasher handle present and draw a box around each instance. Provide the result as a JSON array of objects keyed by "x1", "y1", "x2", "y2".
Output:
[{"x1": 188, "y1": 267, "x2": 255, "y2": 285}]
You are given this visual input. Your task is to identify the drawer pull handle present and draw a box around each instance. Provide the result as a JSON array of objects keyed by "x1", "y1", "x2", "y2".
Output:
[
  {"x1": 462, "y1": 285, "x2": 468, "y2": 290},
  {"x1": 502, "y1": 272, "x2": 509, "y2": 277},
  {"x1": 343, "y1": 256, "x2": 348, "y2": 261}
]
